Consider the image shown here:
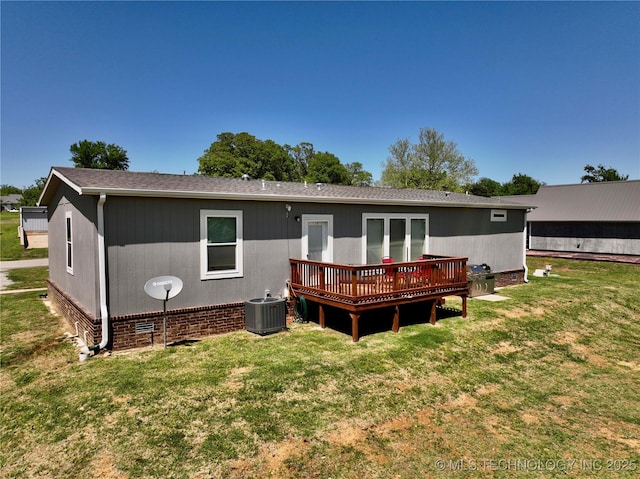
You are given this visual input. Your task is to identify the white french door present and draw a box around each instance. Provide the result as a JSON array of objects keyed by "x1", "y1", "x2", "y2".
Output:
[{"x1": 363, "y1": 214, "x2": 429, "y2": 264}]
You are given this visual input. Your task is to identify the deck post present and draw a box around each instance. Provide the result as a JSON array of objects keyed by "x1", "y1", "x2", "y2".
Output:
[
  {"x1": 462, "y1": 295, "x2": 467, "y2": 318},
  {"x1": 429, "y1": 299, "x2": 438, "y2": 325},
  {"x1": 392, "y1": 305, "x2": 400, "y2": 332},
  {"x1": 319, "y1": 304, "x2": 326, "y2": 328},
  {"x1": 350, "y1": 312, "x2": 360, "y2": 342}
]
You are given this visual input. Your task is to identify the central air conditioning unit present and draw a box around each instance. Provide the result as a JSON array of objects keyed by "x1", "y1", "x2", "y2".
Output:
[{"x1": 244, "y1": 297, "x2": 287, "y2": 335}]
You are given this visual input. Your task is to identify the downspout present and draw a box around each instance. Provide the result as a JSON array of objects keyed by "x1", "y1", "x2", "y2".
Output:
[
  {"x1": 523, "y1": 209, "x2": 531, "y2": 283},
  {"x1": 88, "y1": 193, "x2": 109, "y2": 353}
]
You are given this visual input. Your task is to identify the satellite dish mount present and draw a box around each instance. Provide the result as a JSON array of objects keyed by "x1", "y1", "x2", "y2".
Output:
[{"x1": 144, "y1": 276, "x2": 183, "y2": 349}]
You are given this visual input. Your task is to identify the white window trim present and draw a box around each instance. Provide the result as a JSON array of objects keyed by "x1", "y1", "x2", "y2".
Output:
[
  {"x1": 65, "y1": 211, "x2": 73, "y2": 275},
  {"x1": 200, "y1": 209, "x2": 243, "y2": 280},
  {"x1": 361, "y1": 213, "x2": 429, "y2": 264},
  {"x1": 491, "y1": 209, "x2": 507, "y2": 222},
  {"x1": 301, "y1": 214, "x2": 334, "y2": 262}
]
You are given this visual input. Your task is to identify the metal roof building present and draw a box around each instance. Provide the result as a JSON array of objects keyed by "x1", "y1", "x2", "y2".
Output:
[{"x1": 502, "y1": 181, "x2": 640, "y2": 255}]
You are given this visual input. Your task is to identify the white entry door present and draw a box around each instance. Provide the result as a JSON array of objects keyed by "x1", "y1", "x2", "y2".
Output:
[{"x1": 302, "y1": 215, "x2": 333, "y2": 262}]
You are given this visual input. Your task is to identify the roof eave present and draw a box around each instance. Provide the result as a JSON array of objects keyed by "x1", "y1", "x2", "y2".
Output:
[
  {"x1": 78, "y1": 186, "x2": 532, "y2": 209},
  {"x1": 38, "y1": 168, "x2": 83, "y2": 206}
]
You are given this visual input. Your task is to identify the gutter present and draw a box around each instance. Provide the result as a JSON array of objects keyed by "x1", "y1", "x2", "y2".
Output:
[{"x1": 88, "y1": 193, "x2": 109, "y2": 353}]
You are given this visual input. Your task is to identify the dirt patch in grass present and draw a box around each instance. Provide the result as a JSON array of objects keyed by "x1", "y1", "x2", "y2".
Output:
[
  {"x1": 326, "y1": 419, "x2": 369, "y2": 447},
  {"x1": 90, "y1": 450, "x2": 128, "y2": 479},
  {"x1": 475, "y1": 383, "x2": 500, "y2": 396},
  {"x1": 553, "y1": 331, "x2": 609, "y2": 367},
  {"x1": 500, "y1": 305, "x2": 548, "y2": 320},
  {"x1": 596, "y1": 424, "x2": 640, "y2": 453},
  {"x1": 260, "y1": 436, "x2": 312, "y2": 477},
  {"x1": 443, "y1": 391, "x2": 478, "y2": 410},
  {"x1": 225, "y1": 366, "x2": 252, "y2": 391},
  {"x1": 617, "y1": 360, "x2": 640, "y2": 372},
  {"x1": 490, "y1": 341, "x2": 521, "y2": 355}
]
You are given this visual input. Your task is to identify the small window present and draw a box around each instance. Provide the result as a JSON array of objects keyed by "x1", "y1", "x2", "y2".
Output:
[
  {"x1": 200, "y1": 210, "x2": 243, "y2": 279},
  {"x1": 65, "y1": 211, "x2": 73, "y2": 274},
  {"x1": 491, "y1": 209, "x2": 507, "y2": 222}
]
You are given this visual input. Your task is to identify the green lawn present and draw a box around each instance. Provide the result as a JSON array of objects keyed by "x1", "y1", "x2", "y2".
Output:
[
  {"x1": 1, "y1": 258, "x2": 639, "y2": 478},
  {"x1": 0, "y1": 212, "x2": 48, "y2": 261}
]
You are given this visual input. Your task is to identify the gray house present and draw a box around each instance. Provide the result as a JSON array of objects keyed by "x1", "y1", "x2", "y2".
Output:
[
  {"x1": 504, "y1": 181, "x2": 640, "y2": 255},
  {"x1": 39, "y1": 166, "x2": 533, "y2": 350},
  {"x1": 1, "y1": 194, "x2": 22, "y2": 212}
]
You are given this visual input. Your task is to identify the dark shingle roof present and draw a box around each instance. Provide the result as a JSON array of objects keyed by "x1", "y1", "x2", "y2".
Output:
[
  {"x1": 40, "y1": 166, "x2": 532, "y2": 209},
  {"x1": 501, "y1": 181, "x2": 640, "y2": 222}
]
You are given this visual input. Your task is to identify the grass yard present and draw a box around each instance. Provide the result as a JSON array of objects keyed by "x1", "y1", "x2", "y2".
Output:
[
  {"x1": 1, "y1": 258, "x2": 639, "y2": 478},
  {"x1": 0, "y1": 212, "x2": 48, "y2": 261}
]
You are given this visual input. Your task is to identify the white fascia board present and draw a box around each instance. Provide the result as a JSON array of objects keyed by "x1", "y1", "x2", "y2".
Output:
[{"x1": 38, "y1": 169, "x2": 83, "y2": 206}]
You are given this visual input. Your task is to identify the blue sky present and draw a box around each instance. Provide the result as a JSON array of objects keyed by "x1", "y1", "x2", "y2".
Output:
[{"x1": 2, "y1": 1, "x2": 639, "y2": 189}]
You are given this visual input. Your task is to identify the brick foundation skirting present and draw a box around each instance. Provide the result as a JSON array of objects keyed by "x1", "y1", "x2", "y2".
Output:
[
  {"x1": 495, "y1": 269, "x2": 525, "y2": 288},
  {"x1": 47, "y1": 280, "x2": 258, "y2": 351},
  {"x1": 48, "y1": 280, "x2": 100, "y2": 346},
  {"x1": 110, "y1": 303, "x2": 247, "y2": 350}
]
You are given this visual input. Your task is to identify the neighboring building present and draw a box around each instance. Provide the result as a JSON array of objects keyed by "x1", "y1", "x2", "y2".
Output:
[
  {"x1": 503, "y1": 181, "x2": 640, "y2": 255},
  {"x1": 19, "y1": 206, "x2": 48, "y2": 249},
  {"x1": 39, "y1": 166, "x2": 534, "y2": 351},
  {"x1": 1, "y1": 194, "x2": 22, "y2": 212}
]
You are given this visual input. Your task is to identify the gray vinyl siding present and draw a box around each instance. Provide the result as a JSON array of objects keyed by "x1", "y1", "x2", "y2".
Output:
[
  {"x1": 430, "y1": 208, "x2": 526, "y2": 272},
  {"x1": 530, "y1": 221, "x2": 640, "y2": 255},
  {"x1": 47, "y1": 184, "x2": 100, "y2": 317},
  {"x1": 105, "y1": 197, "x2": 301, "y2": 315},
  {"x1": 21, "y1": 211, "x2": 48, "y2": 231},
  {"x1": 104, "y1": 198, "x2": 526, "y2": 316}
]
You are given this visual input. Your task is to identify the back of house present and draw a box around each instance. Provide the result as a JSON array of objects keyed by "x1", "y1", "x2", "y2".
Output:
[{"x1": 39, "y1": 167, "x2": 533, "y2": 350}]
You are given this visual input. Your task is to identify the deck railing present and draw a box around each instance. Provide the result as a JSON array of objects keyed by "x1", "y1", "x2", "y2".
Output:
[{"x1": 290, "y1": 255, "x2": 469, "y2": 307}]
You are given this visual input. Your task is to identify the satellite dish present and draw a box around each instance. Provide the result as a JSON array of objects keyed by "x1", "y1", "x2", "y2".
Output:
[
  {"x1": 144, "y1": 276, "x2": 183, "y2": 301},
  {"x1": 143, "y1": 275, "x2": 184, "y2": 349}
]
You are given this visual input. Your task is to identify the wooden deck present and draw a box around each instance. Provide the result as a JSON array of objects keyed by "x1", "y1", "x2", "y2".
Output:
[{"x1": 289, "y1": 255, "x2": 469, "y2": 341}]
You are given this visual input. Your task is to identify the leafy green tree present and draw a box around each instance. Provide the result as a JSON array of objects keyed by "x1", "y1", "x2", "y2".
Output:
[
  {"x1": 467, "y1": 177, "x2": 503, "y2": 197},
  {"x1": 19, "y1": 177, "x2": 47, "y2": 206},
  {"x1": 199, "y1": 133, "x2": 373, "y2": 186},
  {"x1": 1, "y1": 185, "x2": 22, "y2": 196},
  {"x1": 345, "y1": 162, "x2": 373, "y2": 187},
  {"x1": 70, "y1": 140, "x2": 129, "y2": 170},
  {"x1": 500, "y1": 173, "x2": 543, "y2": 195},
  {"x1": 198, "y1": 132, "x2": 297, "y2": 181},
  {"x1": 581, "y1": 164, "x2": 629, "y2": 183},
  {"x1": 381, "y1": 128, "x2": 478, "y2": 191},
  {"x1": 306, "y1": 152, "x2": 351, "y2": 185},
  {"x1": 284, "y1": 142, "x2": 315, "y2": 181}
]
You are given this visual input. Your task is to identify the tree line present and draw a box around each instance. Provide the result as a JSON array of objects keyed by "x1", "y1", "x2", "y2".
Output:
[
  {"x1": 3, "y1": 130, "x2": 630, "y2": 206},
  {"x1": 197, "y1": 132, "x2": 373, "y2": 187}
]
